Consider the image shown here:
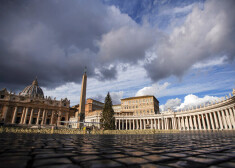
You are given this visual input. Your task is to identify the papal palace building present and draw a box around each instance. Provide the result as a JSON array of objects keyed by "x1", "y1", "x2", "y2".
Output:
[{"x1": 1, "y1": 72, "x2": 235, "y2": 131}]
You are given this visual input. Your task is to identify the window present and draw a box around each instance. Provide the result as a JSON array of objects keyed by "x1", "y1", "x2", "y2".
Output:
[{"x1": 1, "y1": 95, "x2": 5, "y2": 99}]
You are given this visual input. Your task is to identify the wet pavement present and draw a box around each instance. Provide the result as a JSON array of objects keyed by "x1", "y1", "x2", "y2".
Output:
[{"x1": 0, "y1": 131, "x2": 235, "y2": 168}]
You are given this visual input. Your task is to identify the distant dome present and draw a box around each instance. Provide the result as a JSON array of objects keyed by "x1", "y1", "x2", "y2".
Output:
[{"x1": 19, "y1": 78, "x2": 44, "y2": 98}]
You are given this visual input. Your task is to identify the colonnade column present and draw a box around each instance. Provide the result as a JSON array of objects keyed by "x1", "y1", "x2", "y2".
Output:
[
  {"x1": 209, "y1": 113, "x2": 214, "y2": 130},
  {"x1": 137, "y1": 119, "x2": 139, "y2": 129},
  {"x1": 36, "y1": 109, "x2": 41, "y2": 125},
  {"x1": 217, "y1": 111, "x2": 223, "y2": 129},
  {"x1": 154, "y1": 119, "x2": 156, "y2": 129},
  {"x1": 140, "y1": 119, "x2": 143, "y2": 130},
  {"x1": 11, "y1": 106, "x2": 18, "y2": 124},
  {"x1": 229, "y1": 108, "x2": 235, "y2": 128},
  {"x1": 205, "y1": 113, "x2": 211, "y2": 130},
  {"x1": 182, "y1": 117, "x2": 185, "y2": 130},
  {"x1": 174, "y1": 117, "x2": 177, "y2": 129},
  {"x1": 143, "y1": 119, "x2": 146, "y2": 129},
  {"x1": 2, "y1": 105, "x2": 9, "y2": 123},
  {"x1": 28, "y1": 108, "x2": 34, "y2": 125},
  {"x1": 189, "y1": 116, "x2": 192, "y2": 130},
  {"x1": 221, "y1": 110, "x2": 228, "y2": 129},
  {"x1": 194, "y1": 116, "x2": 198, "y2": 130},
  {"x1": 164, "y1": 119, "x2": 167, "y2": 130},
  {"x1": 150, "y1": 119, "x2": 153, "y2": 129},
  {"x1": 225, "y1": 109, "x2": 232, "y2": 129},
  {"x1": 57, "y1": 111, "x2": 61, "y2": 126},
  {"x1": 23, "y1": 108, "x2": 29, "y2": 124},
  {"x1": 166, "y1": 118, "x2": 168, "y2": 130},
  {"x1": 66, "y1": 112, "x2": 69, "y2": 126},
  {"x1": 201, "y1": 114, "x2": 206, "y2": 130},
  {"x1": 157, "y1": 118, "x2": 161, "y2": 129},
  {"x1": 122, "y1": 119, "x2": 124, "y2": 130},
  {"x1": 44, "y1": 110, "x2": 48, "y2": 125},
  {"x1": 133, "y1": 119, "x2": 135, "y2": 130},
  {"x1": 20, "y1": 108, "x2": 26, "y2": 124},
  {"x1": 50, "y1": 111, "x2": 54, "y2": 125},
  {"x1": 197, "y1": 115, "x2": 202, "y2": 130},
  {"x1": 129, "y1": 119, "x2": 131, "y2": 130},
  {"x1": 118, "y1": 119, "x2": 120, "y2": 130},
  {"x1": 185, "y1": 116, "x2": 188, "y2": 130},
  {"x1": 213, "y1": 112, "x2": 219, "y2": 129},
  {"x1": 178, "y1": 117, "x2": 181, "y2": 130},
  {"x1": 41, "y1": 109, "x2": 46, "y2": 125}
]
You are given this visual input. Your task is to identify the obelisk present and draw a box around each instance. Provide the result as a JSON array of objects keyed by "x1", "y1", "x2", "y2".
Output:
[{"x1": 78, "y1": 67, "x2": 87, "y2": 127}]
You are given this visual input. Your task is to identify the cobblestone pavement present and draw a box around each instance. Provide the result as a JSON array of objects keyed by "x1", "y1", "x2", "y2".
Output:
[{"x1": 0, "y1": 131, "x2": 235, "y2": 168}]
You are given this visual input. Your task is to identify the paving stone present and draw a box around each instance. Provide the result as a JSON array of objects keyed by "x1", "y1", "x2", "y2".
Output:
[
  {"x1": 72, "y1": 155, "x2": 102, "y2": 163},
  {"x1": 0, "y1": 159, "x2": 29, "y2": 168},
  {"x1": 218, "y1": 161, "x2": 235, "y2": 168},
  {"x1": 80, "y1": 159, "x2": 123, "y2": 168},
  {"x1": 127, "y1": 151, "x2": 149, "y2": 156},
  {"x1": 164, "y1": 153, "x2": 188, "y2": 158},
  {"x1": 38, "y1": 164, "x2": 81, "y2": 168},
  {"x1": 102, "y1": 153, "x2": 127, "y2": 159},
  {"x1": 143, "y1": 155, "x2": 171, "y2": 162},
  {"x1": 33, "y1": 158, "x2": 72, "y2": 167},
  {"x1": 184, "y1": 156, "x2": 217, "y2": 165},
  {"x1": 197, "y1": 154, "x2": 230, "y2": 161},
  {"x1": 140, "y1": 163, "x2": 172, "y2": 168},
  {"x1": 35, "y1": 153, "x2": 76, "y2": 159},
  {"x1": 116, "y1": 157, "x2": 149, "y2": 165}
]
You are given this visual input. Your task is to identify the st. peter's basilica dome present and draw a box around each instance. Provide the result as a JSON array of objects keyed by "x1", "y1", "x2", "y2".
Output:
[{"x1": 19, "y1": 78, "x2": 44, "y2": 98}]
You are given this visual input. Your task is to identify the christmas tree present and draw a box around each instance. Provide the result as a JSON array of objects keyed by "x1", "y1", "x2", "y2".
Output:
[{"x1": 101, "y1": 92, "x2": 115, "y2": 130}]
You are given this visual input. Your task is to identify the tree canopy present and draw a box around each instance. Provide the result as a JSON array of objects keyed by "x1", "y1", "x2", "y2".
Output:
[{"x1": 101, "y1": 92, "x2": 115, "y2": 130}]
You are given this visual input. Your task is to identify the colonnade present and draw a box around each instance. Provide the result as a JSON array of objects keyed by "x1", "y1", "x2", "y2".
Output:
[
  {"x1": 114, "y1": 97, "x2": 235, "y2": 131},
  {"x1": 5, "y1": 106, "x2": 68, "y2": 126}
]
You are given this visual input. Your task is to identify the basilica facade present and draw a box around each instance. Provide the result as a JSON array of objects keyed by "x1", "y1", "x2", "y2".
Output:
[{"x1": 0, "y1": 79, "x2": 73, "y2": 127}]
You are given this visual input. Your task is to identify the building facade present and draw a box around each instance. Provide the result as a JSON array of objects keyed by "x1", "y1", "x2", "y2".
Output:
[
  {"x1": 0, "y1": 79, "x2": 72, "y2": 127},
  {"x1": 120, "y1": 95, "x2": 159, "y2": 116},
  {"x1": 84, "y1": 90, "x2": 235, "y2": 131}
]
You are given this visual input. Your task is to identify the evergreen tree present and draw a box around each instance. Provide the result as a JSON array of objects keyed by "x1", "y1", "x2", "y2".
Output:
[{"x1": 101, "y1": 92, "x2": 115, "y2": 130}]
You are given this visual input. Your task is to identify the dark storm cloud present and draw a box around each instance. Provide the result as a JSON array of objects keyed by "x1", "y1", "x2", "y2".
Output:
[
  {"x1": 96, "y1": 66, "x2": 117, "y2": 81},
  {"x1": 0, "y1": 0, "x2": 131, "y2": 90}
]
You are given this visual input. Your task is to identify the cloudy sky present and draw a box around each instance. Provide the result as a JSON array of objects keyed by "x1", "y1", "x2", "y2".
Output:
[{"x1": 1, "y1": 0, "x2": 235, "y2": 111}]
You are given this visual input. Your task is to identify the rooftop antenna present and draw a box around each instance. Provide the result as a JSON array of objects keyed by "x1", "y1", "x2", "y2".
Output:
[{"x1": 84, "y1": 66, "x2": 87, "y2": 74}]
